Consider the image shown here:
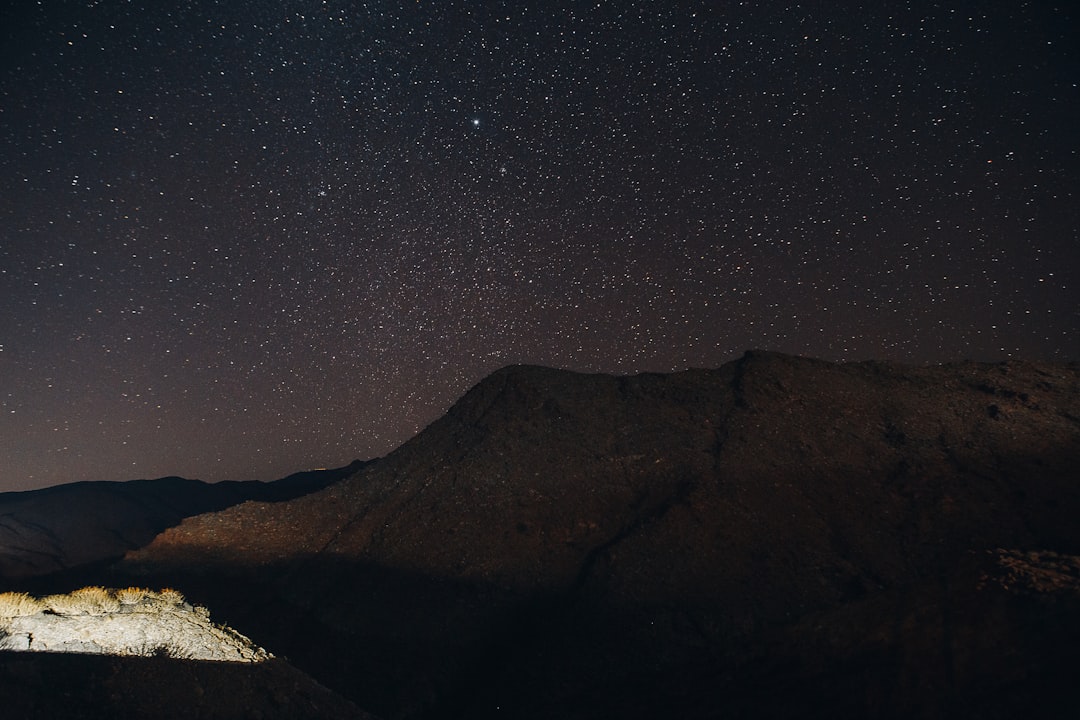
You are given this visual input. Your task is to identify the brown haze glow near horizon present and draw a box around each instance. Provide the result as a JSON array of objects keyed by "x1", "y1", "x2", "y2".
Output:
[{"x1": 2, "y1": 1, "x2": 1077, "y2": 491}]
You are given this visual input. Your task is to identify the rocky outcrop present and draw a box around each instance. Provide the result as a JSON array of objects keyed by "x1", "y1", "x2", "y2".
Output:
[
  {"x1": 0, "y1": 588, "x2": 268, "y2": 661},
  {"x1": 0, "y1": 586, "x2": 375, "y2": 719},
  {"x1": 112, "y1": 352, "x2": 1080, "y2": 718}
]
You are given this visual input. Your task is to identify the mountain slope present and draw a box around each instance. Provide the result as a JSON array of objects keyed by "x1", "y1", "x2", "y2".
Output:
[
  {"x1": 120, "y1": 352, "x2": 1080, "y2": 718},
  {"x1": 0, "y1": 462, "x2": 364, "y2": 580}
]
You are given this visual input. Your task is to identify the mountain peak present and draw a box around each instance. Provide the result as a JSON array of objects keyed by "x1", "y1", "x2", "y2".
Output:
[{"x1": 115, "y1": 355, "x2": 1080, "y2": 718}]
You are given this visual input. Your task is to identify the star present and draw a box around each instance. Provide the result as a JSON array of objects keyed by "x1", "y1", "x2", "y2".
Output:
[{"x1": 0, "y1": 0, "x2": 1075, "y2": 491}]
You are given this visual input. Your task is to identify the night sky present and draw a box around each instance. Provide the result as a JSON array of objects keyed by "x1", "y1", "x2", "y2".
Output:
[{"x1": 2, "y1": 1, "x2": 1077, "y2": 492}]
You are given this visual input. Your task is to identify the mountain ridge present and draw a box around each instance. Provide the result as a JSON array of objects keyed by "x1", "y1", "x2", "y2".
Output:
[
  {"x1": 0, "y1": 461, "x2": 366, "y2": 581},
  {"x1": 115, "y1": 351, "x2": 1080, "y2": 718}
]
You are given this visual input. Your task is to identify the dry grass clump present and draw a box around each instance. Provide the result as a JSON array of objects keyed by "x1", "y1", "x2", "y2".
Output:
[
  {"x1": 73, "y1": 586, "x2": 120, "y2": 608},
  {"x1": 6, "y1": 586, "x2": 190, "y2": 618},
  {"x1": 116, "y1": 586, "x2": 152, "y2": 605},
  {"x1": 41, "y1": 593, "x2": 82, "y2": 615},
  {"x1": 0, "y1": 592, "x2": 45, "y2": 618},
  {"x1": 157, "y1": 588, "x2": 185, "y2": 605},
  {"x1": 45, "y1": 586, "x2": 121, "y2": 616}
]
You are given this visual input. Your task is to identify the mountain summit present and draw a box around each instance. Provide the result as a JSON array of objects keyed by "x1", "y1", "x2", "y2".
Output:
[{"x1": 120, "y1": 352, "x2": 1080, "y2": 718}]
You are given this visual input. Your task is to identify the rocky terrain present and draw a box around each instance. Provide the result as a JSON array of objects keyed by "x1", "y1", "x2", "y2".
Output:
[
  {"x1": 0, "y1": 586, "x2": 268, "y2": 661},
  {"x1": 0, "y1": 462, "x2": 363, "y2": 579},
  {"x1": 0, "y1": 586, "x2": 375, "y2": 719},
  {"x1": 109, "y1": 351, "x2": 1080, "y2": 719}
]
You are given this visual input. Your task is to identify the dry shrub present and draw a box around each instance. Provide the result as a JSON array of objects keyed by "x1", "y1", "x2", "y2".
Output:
[
  {"x1": 72, "y1": 586, "x2": 121, "y2": 614},
  {"x1": 15, "y1": 586, "x2": 191, "y2": 618},
  {"x1": 117, "y1": 587, "x2": 151, "y2": 605},
  {"x1": 43, "y1": 593, "x2": 84, "y2": 615},
  {"x1": 0, "y1": 591, "x2": 44, "y2": 618},
  {"x1": 157, "y1": 588, "x2": 185, "y2": 605},
  {"x1": 45, "y1": 586, "x2": 121, "y2": 616}
]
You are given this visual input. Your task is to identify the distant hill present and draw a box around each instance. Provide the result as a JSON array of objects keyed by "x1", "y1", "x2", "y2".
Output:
[
  {"x1": 0, "y1": 461, "x2": 364, "y2": 580},
  {"x1": 78, "y1": 353, "x2": 1080, "y2": 716}
]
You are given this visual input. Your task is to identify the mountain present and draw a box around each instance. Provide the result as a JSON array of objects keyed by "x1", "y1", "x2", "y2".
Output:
[
  {"x1": 114, "y1": 351, "x2": 1080, "y2": 719},
  {"x1": 0, "y1": 461, "x2": 365, "y2": 580}
]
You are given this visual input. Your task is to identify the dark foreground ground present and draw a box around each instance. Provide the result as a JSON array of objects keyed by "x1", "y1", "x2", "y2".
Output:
[{"x1": 0, "y1": 652, "x2": 374, "y2": 720}]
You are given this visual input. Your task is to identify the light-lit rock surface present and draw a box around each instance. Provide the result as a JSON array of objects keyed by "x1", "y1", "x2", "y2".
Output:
[
  {"x1": 0, "y1": 590, "x2": 268, "y2": 662},
  {"x1": 0, "y1": 463, "x2": 364, "y2": 579}
]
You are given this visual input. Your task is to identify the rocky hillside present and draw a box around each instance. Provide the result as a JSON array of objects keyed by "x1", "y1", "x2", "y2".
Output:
[
  {"x1": 0, "y1": 461, "x2": 364, "y2": 579},
  {"x1": 117, "y1": 352, "x2": 1080, "y2": 719},
  {"x1": 0, "y1": 585, "x2": 376, "y2": 719}
]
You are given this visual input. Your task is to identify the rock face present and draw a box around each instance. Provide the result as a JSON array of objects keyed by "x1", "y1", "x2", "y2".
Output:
[
  {"x1": 113, "y1": 352, "x2": 1080, "y2": 718},
  {"x1": 2, "y1": 610, "x2": 264, "y2": 660},
  {"x1": 0, "y1": 462, "x2": 364, "y2": 579},
  {"x1": 0, "y1": 588, "x2": 268, "y2": 661},
  {"x1": 0, "y1": 586, "x2": 376, "y2": 719}
]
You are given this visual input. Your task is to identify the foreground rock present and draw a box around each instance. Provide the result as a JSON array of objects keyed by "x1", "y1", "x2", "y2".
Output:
[
  {"x1": 107, "y1": 352, "x2": 1080, "y2": 717},
  {"x1": 0, "y1": 587, "x2": 267, "y2": 661},
  {"x1": 0, "y1": 585, "x2": 376, "y2": 719}
]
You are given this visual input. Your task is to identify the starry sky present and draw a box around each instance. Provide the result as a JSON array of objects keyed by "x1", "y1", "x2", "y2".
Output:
[{"x1": 1, "y1": 1, "x2": 1077, "y2": 492}]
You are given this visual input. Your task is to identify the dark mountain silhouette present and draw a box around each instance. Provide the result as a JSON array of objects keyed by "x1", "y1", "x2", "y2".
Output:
[
  {"x1": 109, "y1": 351, "x2": 1080, "y2": 719},
  {"x1": 0, "y1": 461, "x2": 365, "y2": 579}
]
